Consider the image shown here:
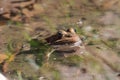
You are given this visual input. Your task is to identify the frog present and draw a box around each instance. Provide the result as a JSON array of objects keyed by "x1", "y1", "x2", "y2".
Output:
[
  {"x1": 46, "y1": 28, "x2": 82, "y2": 45},
  {"x1": 45, "y1": 28, "x2": 85, "y2": 57},
  {"x1": 55, "y1": 28, "x2": 82, "y2": 45}
]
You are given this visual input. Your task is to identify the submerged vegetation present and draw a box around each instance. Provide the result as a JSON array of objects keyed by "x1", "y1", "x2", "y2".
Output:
[{"x1": 0, "y1": 0, "x2": 120, "y2": 80}]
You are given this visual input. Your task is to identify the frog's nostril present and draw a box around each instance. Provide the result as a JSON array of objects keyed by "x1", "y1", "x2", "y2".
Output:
[{"x1": 67, "y1": 28, "x2": 76, "y2": 33}]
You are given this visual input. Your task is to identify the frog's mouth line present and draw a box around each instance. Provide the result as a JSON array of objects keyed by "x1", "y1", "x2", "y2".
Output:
[{"x1": 52, "y1": 40, "x2": 84, "y2": 50}]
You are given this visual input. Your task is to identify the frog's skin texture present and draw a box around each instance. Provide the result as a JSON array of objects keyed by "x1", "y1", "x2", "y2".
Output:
[
  {"x1": 46, "y1": 28, "x2": 85, "y2": 56},
  {"x1": 55, "y1": 28, "x2": 81, "y2": 44},
  {"x1": 46, "y1": 28, "x2": 82, "y2": 45}
]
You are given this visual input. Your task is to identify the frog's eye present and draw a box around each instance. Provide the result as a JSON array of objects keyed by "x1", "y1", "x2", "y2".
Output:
[
  {"x1": 74, "y1": 29, "x2": 77, "y2": 32},
  {"x1": 57, "y1": 31, "x2": 63, "y2": 38},
  {"x1": 57, "y1": 32, "x2": 62, "y2": 35}
]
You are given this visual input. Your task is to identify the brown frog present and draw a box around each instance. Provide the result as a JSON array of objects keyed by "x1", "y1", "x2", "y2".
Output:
[
  {"x1": 55, "y1": 28, "x2": 82, "y2": 45},
  {"x1": 46, "y1": 28, "x2": 82, "y2": 45},
  {"x1": 46, "y1": 28, "x2": 85, "y2": 57}
]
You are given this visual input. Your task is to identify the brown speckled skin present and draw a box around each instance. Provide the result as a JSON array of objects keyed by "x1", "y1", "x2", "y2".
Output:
[{"x1": 46, "y1": 28, "x2": 82, "y2": 45}]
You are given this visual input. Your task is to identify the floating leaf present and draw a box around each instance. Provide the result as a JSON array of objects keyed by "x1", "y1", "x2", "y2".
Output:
[{"x1": 0, "y1": 54, "x2": 8, "y2": 63}]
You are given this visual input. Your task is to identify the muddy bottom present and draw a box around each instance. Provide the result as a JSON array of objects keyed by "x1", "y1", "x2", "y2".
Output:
[{"x1": 0, "y1": 0, "x2": 120, "y2": 80}]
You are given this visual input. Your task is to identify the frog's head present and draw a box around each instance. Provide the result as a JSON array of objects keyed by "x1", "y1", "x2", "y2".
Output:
[{"x1": 57, "y1": 30, "x2": 67, "y2": 38}]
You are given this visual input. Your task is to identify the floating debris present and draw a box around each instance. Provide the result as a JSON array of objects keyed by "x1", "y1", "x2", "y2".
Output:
[{"x1": 0, "y1": 0, "x2": 37, "y2": 22}]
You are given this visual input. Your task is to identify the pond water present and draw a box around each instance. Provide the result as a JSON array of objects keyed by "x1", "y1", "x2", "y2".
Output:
[{"x1": 0, "y1": 0, "x2": 120, "y2": 80}]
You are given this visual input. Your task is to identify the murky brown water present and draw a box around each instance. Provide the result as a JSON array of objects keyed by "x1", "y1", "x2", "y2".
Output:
[{"x1": 0, "y1": 0, "x2": 120, "y2": 80}]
